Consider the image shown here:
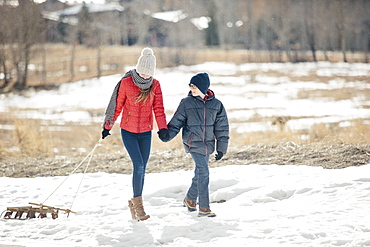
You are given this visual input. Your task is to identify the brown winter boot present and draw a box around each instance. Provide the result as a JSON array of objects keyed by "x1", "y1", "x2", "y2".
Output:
[
  {"x1": 131, "y1": 196, "x2": 150, "y2": 221},
  {"x1": 128, "y1": 200, "x2": 136, "y2": 220},
  {"x1": 198, "y1": 208, "x2": 216, "y2": 217},
  {"x1": 183, "y1": 197, "x2": 197, "y2": 212}
]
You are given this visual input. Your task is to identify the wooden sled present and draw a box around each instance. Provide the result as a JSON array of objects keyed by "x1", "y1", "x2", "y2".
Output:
[
  {"x1": 2, "y1": 202, "x2": 76, "y2": 220},
  {"x1": 2, "y1": 139, "x2": 102, "y2": 221}
]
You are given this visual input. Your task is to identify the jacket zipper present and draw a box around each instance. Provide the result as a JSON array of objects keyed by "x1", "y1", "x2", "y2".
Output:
[
  {"x1": 187, "y1": 133, "x2": 194, "y2": 149},
  {"x1": 203, "y1": 99, "x2": 208, "y2": 156}
]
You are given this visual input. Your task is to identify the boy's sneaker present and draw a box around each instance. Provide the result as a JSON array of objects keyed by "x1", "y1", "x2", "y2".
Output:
[
  {"x1": 198, "y1": 208, "x2": 216, "y2": 217},
  {"x1": 183, "y1": 197, "x2": 197, "y2": 212}
]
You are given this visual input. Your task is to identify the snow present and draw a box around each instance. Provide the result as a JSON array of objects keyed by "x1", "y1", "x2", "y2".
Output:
[
  {"x1": 151, "y1": 10, "x2": 188, "y2": 23},
  {"x1": 42, "y1": 3, "x2": 124, "y2": 25},
  {"x1": 1, "y1": 164, "x2": 370, "y2": 246},
  {"x1": 35, "y1": 0, "x2": 105, "y2": 3},
  {"x1": 1, "y1": 61, "x2": 370, "y2": 133},
  {"x1": 1, "y1": 61, "x2": 370, "y2": 246},
  {"x1": 52, "y1": 3, "x2": 124, "y2": 16},
  {"x1": 191, "y1": 17, "x2": 211, "y2": 30}
]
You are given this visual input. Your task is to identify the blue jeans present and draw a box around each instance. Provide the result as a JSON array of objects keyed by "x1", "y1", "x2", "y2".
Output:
[
  {"x1": 186, "y1": 152, "x2": 210, "y2": 209},
  {"x1": 121, "y1": 129, "x2": 152, "y2": 198}
]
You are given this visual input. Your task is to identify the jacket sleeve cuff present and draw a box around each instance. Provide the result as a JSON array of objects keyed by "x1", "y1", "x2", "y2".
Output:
[{"x1": 216, "y1": 141, "x2": 228, "y2": 154}]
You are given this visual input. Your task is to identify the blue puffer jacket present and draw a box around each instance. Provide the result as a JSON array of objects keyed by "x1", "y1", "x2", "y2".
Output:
[{"x1": 165, "y1": 90, "x2": 229, "y2": 156}]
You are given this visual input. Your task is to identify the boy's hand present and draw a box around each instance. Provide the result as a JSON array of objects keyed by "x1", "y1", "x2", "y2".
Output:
[
  {"x1": 157, "y1": 128, "x2": 169, "y2": 141},
  {"x1": 215, "y1": 151, "x2": 223, "y2": 161}
]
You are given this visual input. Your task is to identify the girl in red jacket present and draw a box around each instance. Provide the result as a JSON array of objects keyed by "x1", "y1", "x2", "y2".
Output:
[{"x1": 101, "y1": 48, "x2": 169, "y2": 221}]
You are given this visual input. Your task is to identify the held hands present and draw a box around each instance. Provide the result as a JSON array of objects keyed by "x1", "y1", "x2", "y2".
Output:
[
  {"x1": 215, "y1": 151, "x2": 223, "y2": 161},
  {"x1": 157, "y1": 128, "x2": 169, "y2": 142},
  {"x1": 102, "y1": 128, "x2": 111, "y2": 139}
]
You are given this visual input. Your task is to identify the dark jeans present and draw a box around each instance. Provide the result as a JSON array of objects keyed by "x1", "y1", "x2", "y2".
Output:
[
  {"x1": 121, "y1": 129, "x2": 152, "y2": 198},
  {"x1": 186, "y1": 152, "x2": 210, "y2": 209}
]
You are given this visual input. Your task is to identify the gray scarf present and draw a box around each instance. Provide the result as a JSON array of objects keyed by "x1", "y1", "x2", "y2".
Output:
[{"x1": 131, "y1": 69, "x2": 153, "y2": 89}]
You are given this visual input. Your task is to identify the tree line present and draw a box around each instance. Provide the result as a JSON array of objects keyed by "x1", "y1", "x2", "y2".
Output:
[{"x1": 0, "y1": 0, "x2": 369, "y2": 91}]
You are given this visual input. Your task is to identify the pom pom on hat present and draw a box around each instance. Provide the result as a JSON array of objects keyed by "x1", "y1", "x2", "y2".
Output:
[
  {"x1": 141, "y1": 47, "x2": 153, "y2": 56},
  {"x1": 190, "y1": 72, "x2": 210, "y2": 94},
  {"x1": 136, "y1": 47, "x2": 156, "y2": 77}
]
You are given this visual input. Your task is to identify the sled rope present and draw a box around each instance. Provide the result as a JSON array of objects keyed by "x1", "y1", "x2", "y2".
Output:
[
  {"x1": 68, "y1": 140, "x2": 98, "y2": 215},
  {"x1": 41, "y1": 138, "x2": 102, "y2": 215}
]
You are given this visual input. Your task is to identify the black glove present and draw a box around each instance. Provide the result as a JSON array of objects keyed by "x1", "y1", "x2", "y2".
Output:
[
  {"x1": 215, "y1": 151, "x2": 223, "y2": 161},
  {"x1": 157, "y1": 128, "x2": 169, "y2": 141},
  {"x1": 102, "y1": 128, "x2": 111, "y2": 139}
]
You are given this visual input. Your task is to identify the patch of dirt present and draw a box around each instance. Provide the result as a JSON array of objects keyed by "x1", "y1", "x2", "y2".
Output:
[
  {"x1": 226, "y1": 143, "x2": 370, "y2": 169},
  {"x1": 1, "y1": 143, "x2": 369, "y2": 178}
]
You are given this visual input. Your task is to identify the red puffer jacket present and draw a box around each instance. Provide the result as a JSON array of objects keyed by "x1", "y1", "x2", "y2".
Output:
[{"x1": 107, "y1": 76, "x2": 167, "y2": 133}]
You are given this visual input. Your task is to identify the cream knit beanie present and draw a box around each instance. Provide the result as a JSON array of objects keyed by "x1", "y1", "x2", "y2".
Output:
[{"x1": 136, "y1": 47, "x2": 156, "y2": 77}]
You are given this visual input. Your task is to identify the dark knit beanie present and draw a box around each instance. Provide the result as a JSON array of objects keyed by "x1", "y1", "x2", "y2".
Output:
[{"x1": 189, "y1": 72, "x2": 210, "y2": 94}]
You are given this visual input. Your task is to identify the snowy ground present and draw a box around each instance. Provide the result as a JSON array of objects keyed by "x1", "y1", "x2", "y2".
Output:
[
  {"x1": 1, "y1": 61, "x2": 369, "y2": 133},
  {"x1": 1, "y1": 164, "x2": 370, "y2": 247},
  {"x1": 1, "y1": 62, "x2": 370, "y2": 246}
]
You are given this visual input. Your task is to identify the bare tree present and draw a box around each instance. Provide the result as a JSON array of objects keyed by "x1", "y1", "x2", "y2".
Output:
[
  {"x1": 135, "y1": 1, "x2": 152, "y2": 46},
  {"x1": 0, "y1": 6, "x2": 10, "y2": 89},
  {"x1": 205, "y1": 1, "x2": 220, "y2": 47},
  {"x1": 1, "y1": 0, "x2": 44, "y2": 90},
  {"x1": 76, "y1": 3, "x2": 92, "y2": 45},
  {"x1": 334, "y1": 0, "x2": 347, "y2": 62},
  {"x1": 302, "y1": 0, "x2": 318, "y2": 61}
]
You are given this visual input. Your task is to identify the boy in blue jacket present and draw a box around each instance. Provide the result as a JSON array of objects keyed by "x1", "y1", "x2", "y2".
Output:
[{"x1": 158, "y1": 72, "x2": 229, "y2": 217}]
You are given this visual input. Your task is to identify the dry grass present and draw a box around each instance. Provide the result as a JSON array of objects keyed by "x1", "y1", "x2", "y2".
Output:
[
  {"x1": 1, "y1": 112, "x2": 369, "y2": 159},
  {"x1": 1, "y1": 44, "x2": 367, "y2": 90},
  {"x1": 298, "y1": 88, "x2": 370, "y2": 101},
  {"x1": 318, "y1": 119, "x2": 370, "y2": 144},
  {"x1": 1, "y1": 107, "x2": 369, "y2": 177},
  {"x1": 0, "y1": 44, "x2": 369, "y2": 161},
  {"x1": 13, "y1": 118, "x2": 54, "y2": 157}
]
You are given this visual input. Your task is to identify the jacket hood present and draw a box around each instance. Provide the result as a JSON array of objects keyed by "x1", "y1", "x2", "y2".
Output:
[{"x1": 188, "y1": 89, "x2": 215, "y2": 100}]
